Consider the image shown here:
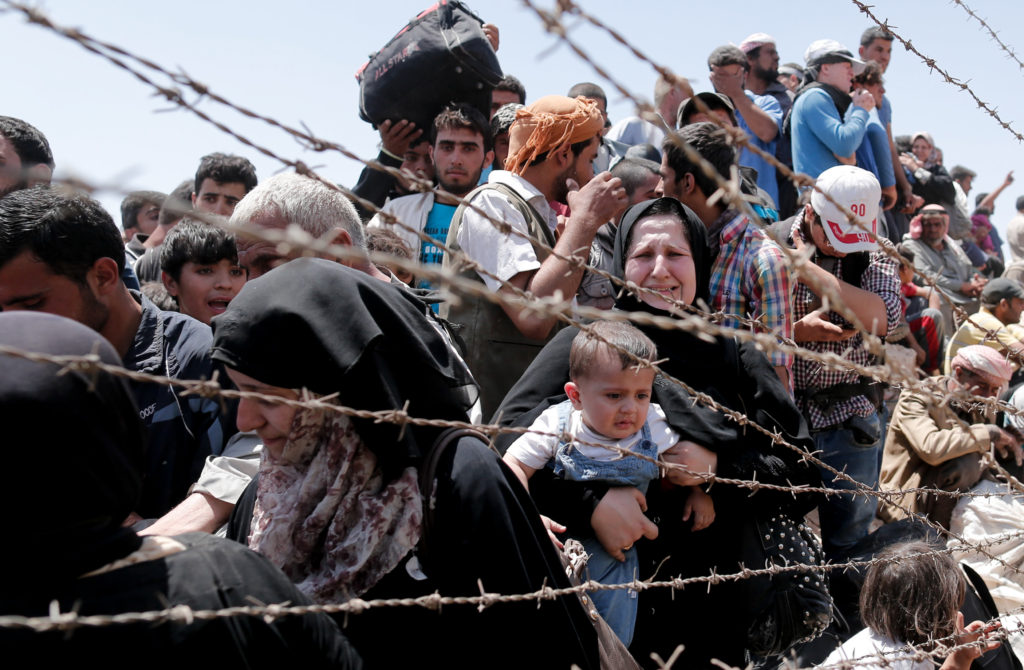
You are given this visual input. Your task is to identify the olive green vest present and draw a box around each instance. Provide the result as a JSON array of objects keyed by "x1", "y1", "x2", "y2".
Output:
[{"x1": 441, "y1": 181, "x2": 565, "y2": 419}]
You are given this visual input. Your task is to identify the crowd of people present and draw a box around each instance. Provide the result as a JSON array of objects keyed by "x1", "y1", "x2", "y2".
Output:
[{"x1": 1, "y1": 17, "x2": 1023, "y2": 670}]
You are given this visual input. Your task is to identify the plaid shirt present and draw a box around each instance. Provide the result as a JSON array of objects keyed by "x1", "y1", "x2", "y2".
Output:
[
  {"x1": 708, "y1": 211, "x2": 793, "y2": 371},
  {"x1": 790, "y1": 218, "x2": 902, "y2": 429}
]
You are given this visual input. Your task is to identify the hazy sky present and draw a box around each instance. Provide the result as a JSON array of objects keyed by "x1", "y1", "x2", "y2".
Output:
[{"x1": 4, "y1": 0, "x2": 1022, "y2": 233}]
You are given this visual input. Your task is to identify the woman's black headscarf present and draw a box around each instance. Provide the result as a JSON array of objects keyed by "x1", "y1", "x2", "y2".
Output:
[
  {"x1": 0, "y1": 312, "x2": 145, "y2": 588},
  {"x1": 211, "y1": 258, "x2": 476, "y2": 480},
  {"x1": 611, "y1": 197, "x2": 711, "y2": 311}
]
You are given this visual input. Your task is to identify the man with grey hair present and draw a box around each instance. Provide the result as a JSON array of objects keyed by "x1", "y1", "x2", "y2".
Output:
[
  {"x1": 231, "y1": 172, "x2": 383, "y2": 281},
  {"x1": 143, "y1": 171, "x2": 478, "y2": 536}
]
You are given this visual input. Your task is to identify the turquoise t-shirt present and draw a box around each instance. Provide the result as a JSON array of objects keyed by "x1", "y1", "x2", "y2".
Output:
[{"x1": 417, "y1": 202, "x2": 458, "y2": 306}]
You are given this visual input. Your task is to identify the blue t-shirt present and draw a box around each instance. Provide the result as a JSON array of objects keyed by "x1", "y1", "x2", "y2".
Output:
[
  {"x1": 878, "y1": 94, "x2": 892, "y2": 128},
  {"x1": 418, "y1": 202, "x2": 458, "y2": 302},
  {"x1": 736, "y1": 90, "x2": 783, "y2": 205}
]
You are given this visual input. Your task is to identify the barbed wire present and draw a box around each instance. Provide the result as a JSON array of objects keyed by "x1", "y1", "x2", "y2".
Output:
[
  {"x1": 4, "y1": 0, "x2": 1024, "y2": 569},
  {"x1": 5, "y1": 2, "x2": 1023, "y2": 540},
  {"x1": 9, "y1": 0, "x2": 1018, "y2": 392},
  {"x1": 4, "y1": 534, "x2": 1022, "y2": 634},
  {"x1": 949, "y1": 0, "x2": 1024, "y2": 72},
  {"x1": 4, "y1": 2, "x2": 1024, "y2": 665},
  {"x1": 852, "y1": 0, "x2": 1024, "y2": 143},
  {"x1": 4, "y1": 541, "x2": 1023, "y2": 670},
  {"x1": 7, "y1": 327, "x2": 1024, "y2": 517},
  {"x1": 527, "y1": 0, "x2": 1024, "y2": 377}
]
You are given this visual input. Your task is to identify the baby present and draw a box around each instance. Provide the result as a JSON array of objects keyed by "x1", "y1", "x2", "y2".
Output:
[{"x1": 503, "y1": 320, "x2": 713, "y2": 646}]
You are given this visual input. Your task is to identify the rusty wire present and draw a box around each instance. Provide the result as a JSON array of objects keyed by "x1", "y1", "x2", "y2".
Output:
[{"x1": 0, "y1": 2, "x2": 1023, "y2": 662}]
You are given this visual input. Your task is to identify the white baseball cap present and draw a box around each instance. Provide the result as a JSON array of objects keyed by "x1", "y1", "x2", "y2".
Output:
[
  {"x1": 810, "y1": 165, "x2": 881, "y2": 254},
  {"x1": 804, "y1": 39, "x2": 867, "y2": 75}
]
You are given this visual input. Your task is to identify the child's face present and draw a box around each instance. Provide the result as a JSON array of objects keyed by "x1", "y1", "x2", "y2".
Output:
[
  {"x1": 165, "y1": 258, "x2": 246, "y2": 325},
  {"x1": 565, "y1": 352, "x2": 656, "y2": 440},
  {"x1": 898, "y1": 263, "x2": 915, "y2": 284}
]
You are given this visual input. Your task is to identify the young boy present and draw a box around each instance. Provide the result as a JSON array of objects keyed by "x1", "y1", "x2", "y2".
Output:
[
  {"x1": 160, "y1": 219, "x2": 246, "y2": 325},
  {"x1": 503, "y1": 320, "x2": 714, "y2": 646}
]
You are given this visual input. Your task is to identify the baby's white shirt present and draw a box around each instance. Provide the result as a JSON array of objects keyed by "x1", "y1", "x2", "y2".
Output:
[{"x1": 506, "y1": 402, "x2": 679, "y2": 471}]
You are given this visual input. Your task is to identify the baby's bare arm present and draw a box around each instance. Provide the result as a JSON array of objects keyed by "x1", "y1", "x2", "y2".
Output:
[{"x1": 502, "y1": 454, "x2": 537, "y2": 492}]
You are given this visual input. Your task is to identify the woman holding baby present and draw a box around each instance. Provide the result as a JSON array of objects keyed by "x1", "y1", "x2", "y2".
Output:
[{"x1": 495, "y1": 197, "x2": 821, "y2": 668}]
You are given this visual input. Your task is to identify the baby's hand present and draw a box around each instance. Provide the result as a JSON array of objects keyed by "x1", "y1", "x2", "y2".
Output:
[
  {"x1": 682, "y1": 487, "x2": 715, "y2": 531},
  {"x1": 539, "y1": 515, "x2": 567, "y2": 550}
]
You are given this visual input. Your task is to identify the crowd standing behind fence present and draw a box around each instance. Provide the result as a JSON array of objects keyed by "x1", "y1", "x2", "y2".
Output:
[{"x1": 1, "y1": 1, "x2": 1024, "y2": 668}]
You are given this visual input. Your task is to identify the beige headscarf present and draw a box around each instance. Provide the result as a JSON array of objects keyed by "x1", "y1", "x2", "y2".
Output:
[{"x1": 504, "y1": 95, "x2": 603, "y2": 176}]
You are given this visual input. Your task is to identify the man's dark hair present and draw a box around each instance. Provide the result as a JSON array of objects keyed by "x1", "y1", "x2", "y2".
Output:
[
  {"x1": 494, "y1": 75, "x2": 527, "y2": 104},
  {"x1": 120, "y1": 190, "x2": 166, "y2": 232},
  {"x1": 490, "y1": 103, "x2": 523, "y2": 139},
  {"x1": 708, "y1": 45, "x2": 749, "y2": 72},
  {"x1": 661, "y1": 122, "x2": 736, "y2": 198},
  {"x1": 0, "y1": 116, "x2": 54, "y2": 169},
  {"x1": 193, "y1": 153, "x2": 258, "y2": 196},
  {"x1": 528, "y1": 138, "x2": 595, "y2": 168},
  {"x1": 0, "y1": 187, "x2": 124, "y2": 282},
  {"x1": 159, "y1": 218, "x2": 239, "y2": 282},
  {"x1": 160, "y1": 180, "x2": 194, "y2": 228},
  {"x1": 431, "y1": 103, "x2": 494, "y2": 152},
  {"x1": 852, "y1": 61, "x2": 884, "y2": 87},
  {"x1": 610, "y1": 158, "x2": 661, "y2": 200},
  {"x1": 1017, "y1": 195, "x2": 1024, "y2": 212},
  {"x1": 894, "y1": 134, "x2": 912, "y2": 153},
  {"x1": 569, "y1": 320, "x2": 657, "y2": 381},
  {"x1": 949, "y1": 165, "x2": 976, "y2": 182},
  {"x1": 624, "y1": 143, "x2": 661, "y2": 163},
  {"x1": 567, "y1": 82, "x2": 607, "y2": 107},
  {"x1": 141, "y1": 280, "x2": 178, "y2": 312},
  {"x1": 860, "y1": 26, "x2": 894, "y2": 47}
]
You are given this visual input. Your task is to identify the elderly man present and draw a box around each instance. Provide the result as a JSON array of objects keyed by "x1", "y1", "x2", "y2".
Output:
[
  {"x1": 145, "y1": 172, "x2": 480, "y2": 536},
  {"x1": 880, "y1": 345, "x2": 1022, "y2": 529},
  {"x1": 944, "y1": 278, "x2": 1024, "y2": 374},
  {"x1": 443, "y1": 94, "x2": 627, "y2": 416},
  {"x1": 902, "y1": 204, "x2": 986, "y2": 333}
]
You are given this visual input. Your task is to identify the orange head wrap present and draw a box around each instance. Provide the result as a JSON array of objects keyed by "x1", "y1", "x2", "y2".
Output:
[{"x1": 504, "y1": 95, "x2": 604, "y2": 176}]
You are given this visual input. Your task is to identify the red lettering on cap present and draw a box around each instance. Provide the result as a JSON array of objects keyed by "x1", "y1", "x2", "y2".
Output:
[{"x1": 826, "y1": 218, "x2": 876, "y2": 244}]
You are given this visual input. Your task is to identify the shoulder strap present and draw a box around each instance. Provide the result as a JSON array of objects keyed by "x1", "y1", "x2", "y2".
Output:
[{"x1": 417, "y1": 426, "x2": 496, "y2": 568}]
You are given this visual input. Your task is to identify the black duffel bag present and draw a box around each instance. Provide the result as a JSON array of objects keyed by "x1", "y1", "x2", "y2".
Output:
[{"x1": 355, "y1": 1, "x2": 503, "y2": 132}]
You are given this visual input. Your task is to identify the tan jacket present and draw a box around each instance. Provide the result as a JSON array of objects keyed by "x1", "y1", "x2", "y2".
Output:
[{"x1": 879, "y1": 378, "x2": 990, "y2": 527}]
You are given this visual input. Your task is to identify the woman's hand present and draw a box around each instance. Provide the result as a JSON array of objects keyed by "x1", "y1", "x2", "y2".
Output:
[
  {"x1": 590, "y1": 487, "x2": 658, "y2": 562},
  {"x1": 899, "y1": 152, "x2": 922, "y2": 172},
  {"x1": 662, "y1": 441, "x2": 718, "y2": 487},
  {"x1": 539, "y1": 514, "x2": 567, "y2": 549},
  {"x1": 940, "y1": 612, "x2": 1000, "y2": 670}
]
